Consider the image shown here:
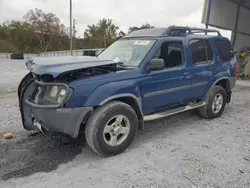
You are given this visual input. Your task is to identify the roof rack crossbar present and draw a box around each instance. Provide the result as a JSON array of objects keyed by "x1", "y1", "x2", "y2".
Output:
[{"x1": 166, "y1": 26, "x2": 221, "y2": 36}]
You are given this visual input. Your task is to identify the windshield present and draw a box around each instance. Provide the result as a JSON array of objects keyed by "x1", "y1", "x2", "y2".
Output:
[{"x1": 97, "y1": 39, "x2": 156, "y2": 67}]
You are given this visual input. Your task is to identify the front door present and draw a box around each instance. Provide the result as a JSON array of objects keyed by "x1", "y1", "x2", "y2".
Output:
[{"x1": 140, "y1": 39, "x2": 193, "y2": 114}]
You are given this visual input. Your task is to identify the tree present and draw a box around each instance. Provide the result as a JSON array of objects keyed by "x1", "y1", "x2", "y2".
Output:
[
  {"x1": 24, "y1": 8, "x2": 68, "y2": 52},
  {"x1": 0, "y1": 8, "x2": 72, "y2": 53},
  {"x1": 9, "y1": 21, "x2": 40, "y2": 52},
  {"x1": 0, "y1": 21, "x2": 40, "y2": 53},
  {"x1": 0, "y1": 9, "x2": 122, "y2": 53},
  {"x1": 128, "y1": 23, "x2": 154, "y2": 33},
  {"x1": 83, "y1": 18, "x2": 119, "y2": 48}
]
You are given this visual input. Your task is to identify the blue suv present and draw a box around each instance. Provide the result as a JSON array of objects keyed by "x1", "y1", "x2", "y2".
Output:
[{"x1": 18, "y1": 26, "x2": 237, "y2": 156}]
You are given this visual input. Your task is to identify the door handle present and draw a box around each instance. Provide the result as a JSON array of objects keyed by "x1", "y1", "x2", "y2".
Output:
[
  {"x1": 183, "y1": 72, "x2": 190, "y2": 76},
  {"x1": 183, "y1": 72, "x2": 191, "y2": 79}
]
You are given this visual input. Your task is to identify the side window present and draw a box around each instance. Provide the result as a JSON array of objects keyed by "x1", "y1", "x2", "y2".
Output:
[
  {"x1": 204, "y1": 40, "x2": 213, "y2": 62},
  {"x1": 189, "y1": 39, "x2": 213, "y2": 64},
  {"x1": 152, "y1": 41, "x2": 184, "y2": 68},
  {"x1": 215, "y1": 39, "x2": 233, "y2": 61}
]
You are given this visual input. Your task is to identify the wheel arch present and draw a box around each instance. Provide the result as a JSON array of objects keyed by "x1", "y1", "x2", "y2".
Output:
[
  {"x1": 18, "y1": 72, "x2": 34, "y2": 101},
  {"x1": 205, "y1": 77, "x2": 232, "y2": 103},
  {"x1": 214, "y1": 78, "x2": 231, "y2": 92},
  {"x1": 99, "y1": 94, "x2": 144, "y2": 130}
]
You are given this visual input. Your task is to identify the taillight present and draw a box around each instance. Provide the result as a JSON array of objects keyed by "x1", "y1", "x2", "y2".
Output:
[{"x1": 233, "y1": 61, "x2": 237, "y2": 77}]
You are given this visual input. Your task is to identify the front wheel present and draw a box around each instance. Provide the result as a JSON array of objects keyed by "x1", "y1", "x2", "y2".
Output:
[
  {"x1": 85, "y1": 101, "x2": 138, "y2": 156},
  {"x1": 198, "y1": 85, "x2": 227, "y2": 119}
]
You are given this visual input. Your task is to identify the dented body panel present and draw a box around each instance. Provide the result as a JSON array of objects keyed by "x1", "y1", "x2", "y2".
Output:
[{"x1": 25, "y1": 56, "x2": 119, "y2": 78}]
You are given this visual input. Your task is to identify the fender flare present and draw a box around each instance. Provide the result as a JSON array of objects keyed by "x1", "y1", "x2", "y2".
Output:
[
  {"x1": 204, "y1": 77, "x2": 231, "y2": 99},
  {"x1": 99, "y1": 93, "x2": 144, "y2": 131},
  {"x1": 99, "y1": 93, "x2": 143, "y2": 116}
]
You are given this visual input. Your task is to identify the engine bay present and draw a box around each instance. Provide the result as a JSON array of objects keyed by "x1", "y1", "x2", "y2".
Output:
[{"x1": 55, "y1": 64, "x2": 118, "y2": 83}]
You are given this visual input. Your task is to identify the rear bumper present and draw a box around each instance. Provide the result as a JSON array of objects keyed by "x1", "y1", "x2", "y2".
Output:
[{"x1": 24, "y1": 100, "x2": 93, "y2": 138}]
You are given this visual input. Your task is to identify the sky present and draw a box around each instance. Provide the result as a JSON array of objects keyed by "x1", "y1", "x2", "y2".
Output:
[{"x1": 0, "y1": 0, "x2": 232, "y2": 39}]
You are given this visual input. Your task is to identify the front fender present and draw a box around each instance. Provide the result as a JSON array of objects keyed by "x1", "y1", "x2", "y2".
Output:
[{"x1": 84, "y1": 79, "x2": 141, "y2": 107}]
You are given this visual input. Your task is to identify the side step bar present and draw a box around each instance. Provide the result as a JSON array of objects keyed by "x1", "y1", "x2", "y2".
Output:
[{"x1": 143, "y1": 101, "x2": 206, "y2": 121}]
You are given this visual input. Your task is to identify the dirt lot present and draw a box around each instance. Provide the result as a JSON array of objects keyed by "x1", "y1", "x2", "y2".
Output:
[{"x1": 0, "y1": 60, "x2": 250, "y2": 188}]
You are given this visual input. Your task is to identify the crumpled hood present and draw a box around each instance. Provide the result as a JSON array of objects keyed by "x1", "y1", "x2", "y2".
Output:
[{"x1": 25, "y1": 56, "x2": 118, "y2": 78}]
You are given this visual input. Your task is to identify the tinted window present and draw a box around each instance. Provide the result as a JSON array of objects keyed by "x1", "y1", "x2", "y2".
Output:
[
  {"x1": 167, "y1": 42, "x2": 183, "y2": 68},
  {"x1": 204, "y1": 40, "x2": 213, "y2": 62},
  {"x1": 215, "y1": 39, "x2": 232, "y2": 61},
  {"x1": 168, "y1": 42, "x2": 182, "y2": 53},
  {"x1": 189, "y1": 39, "x2": 213, "y2": 64},
  {"x1": 153, "y1": 41, "x2": 184, "y2": 68},
  {"x1": 189, "y1": 39, "x2": 207, "y2": 64}
]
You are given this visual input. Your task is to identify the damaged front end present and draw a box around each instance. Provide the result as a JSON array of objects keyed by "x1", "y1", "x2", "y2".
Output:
[
  {"x1": 18, "y1": 57, "x2": 121, "y2": 137},
  {"x1": 18, "y1": 73, "x2": 74, "y2": 134}
]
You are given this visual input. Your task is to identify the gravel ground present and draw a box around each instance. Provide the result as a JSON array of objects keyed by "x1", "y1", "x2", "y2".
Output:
[
  {"x1": 0, "y1": 59, "x2": 250, "y2": 188},
  {"x1": 0, "y1": 59, "x2": 28, "y2": 95}
]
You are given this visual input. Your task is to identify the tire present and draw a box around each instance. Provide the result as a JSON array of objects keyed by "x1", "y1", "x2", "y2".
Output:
[
  {"x1": 198, "y1": 85, "x2": 227, "y2": 119},
  {"x1": 85, "y1": 101, "x2": 138, "y2": 156}
]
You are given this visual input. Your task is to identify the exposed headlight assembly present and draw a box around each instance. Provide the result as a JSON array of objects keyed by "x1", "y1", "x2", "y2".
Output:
[
  {"x1": 33, "y1": 80, "x2": 72, "y2": 106},
  {"x1": 50, "y1": 86, "x2": 58, "y2": 98},
  {"x1": 46, "y1": 85, "x2": 71, "y2": 104},
  {"x1": 57, "y1": 88, "x2": 67, "y2": 103}
]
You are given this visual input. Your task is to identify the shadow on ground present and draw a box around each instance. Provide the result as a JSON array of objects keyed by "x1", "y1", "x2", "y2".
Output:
[{"x1": 0, "y1": 132, "x2": 87, "y2": 181}]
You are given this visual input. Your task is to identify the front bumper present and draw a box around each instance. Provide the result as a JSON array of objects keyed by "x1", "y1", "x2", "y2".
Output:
[
  {"x1": 26, "y1": 104, "x2": 93, "y2": 138},
  {"x1": 20, "y1": 78, "x2": 93, "y2": 138}
]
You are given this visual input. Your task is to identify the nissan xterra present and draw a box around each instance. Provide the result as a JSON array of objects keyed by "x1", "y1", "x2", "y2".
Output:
[{"x1": 18, "y1": 26, "x2": 237, "y2": 156}]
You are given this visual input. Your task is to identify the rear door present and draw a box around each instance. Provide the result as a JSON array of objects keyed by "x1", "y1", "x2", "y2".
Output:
[
  {"x1": 214, "y1": 38, "x2": 236, "y2": 77},
  {"x1": 188, "y1": 39, "x2": 214, "y2": 99}
]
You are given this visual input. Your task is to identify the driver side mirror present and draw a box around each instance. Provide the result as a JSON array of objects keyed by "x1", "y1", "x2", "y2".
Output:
[{"x1": 147, "y1": 59, "x2": 165, "y2": 72}]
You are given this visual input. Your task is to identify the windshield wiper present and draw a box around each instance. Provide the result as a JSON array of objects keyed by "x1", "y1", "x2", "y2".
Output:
[
  {"x1": 116, "y1": 62, "x2": 137, "y2": 70},
  {"x1": 117, "y1": 62, "x2": 128, "y2": 67},
  {"x1": 116, "y1": 62, "x2": 129, "y2": 70}
]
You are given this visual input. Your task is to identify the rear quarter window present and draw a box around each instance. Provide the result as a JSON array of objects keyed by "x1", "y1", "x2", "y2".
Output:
[{"x1": 215, "y1": 39, "x2": 233, "y2": 61}]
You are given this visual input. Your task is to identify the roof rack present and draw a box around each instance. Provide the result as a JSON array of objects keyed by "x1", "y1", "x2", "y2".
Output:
[{"x1": 166, "y1": 26, "x2": 221, "y2": 36}]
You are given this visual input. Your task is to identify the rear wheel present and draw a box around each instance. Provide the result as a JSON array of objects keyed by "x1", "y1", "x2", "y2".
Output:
[
  {"x1": 198, "y1": 85, "x2": 227, "y2": 119},
  {"x1": 85, "y1": 101, "x2": 138, "y2": 156}
]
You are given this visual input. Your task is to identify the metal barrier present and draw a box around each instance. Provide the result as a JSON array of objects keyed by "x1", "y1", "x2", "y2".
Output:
[
  {"x1": 0, "y1": 48, "x2": 105, "y2": 60},
  {"x1": 0, "y1": 53, "x2": 37, "y2": 59},
  {"x1": 40, "y1": 48, "x2": 104, "y2": 57}
]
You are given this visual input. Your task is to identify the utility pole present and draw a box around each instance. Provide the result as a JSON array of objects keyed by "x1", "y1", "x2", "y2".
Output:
[
  {"x1": 104, "y1": 27, "x2": 108, "y2": 48},
  {"x1": 69, "y1": 0, "x2": 73, "y2": 55},
  {"x1": 104, "y1": 30, "x2": 106, "y2": 48},
  {"x1": 73, "y1": 19, "x2": 76, "y2": 37},
  {"x1": 73, "y1": 19, "x2": 76, "y2": 50}
]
